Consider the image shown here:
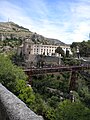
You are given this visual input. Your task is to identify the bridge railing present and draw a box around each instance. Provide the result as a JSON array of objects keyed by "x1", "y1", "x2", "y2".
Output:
[
  {"x1": 24, "y1": 65, "x2": 90, "y2": 76},
  {"x1": 0, "y1": 83, "x2": 43, "y2": 120}
]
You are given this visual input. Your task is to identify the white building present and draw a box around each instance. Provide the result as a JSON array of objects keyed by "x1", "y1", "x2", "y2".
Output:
[
  {"x1": 18, "y1": 38, "x2": 72, "y2": 58},
  {"x1": 29, "y1": 44, "x2": 72, "y2": 56}
]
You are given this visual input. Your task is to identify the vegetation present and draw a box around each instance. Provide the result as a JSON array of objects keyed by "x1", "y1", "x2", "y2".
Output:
[
  {"x1": 55, "y1": 100, "x2": 90, "y2": 120},
  {"x1": 31, "y1": 72, "x2": 90, "y2": 120},
  {"x1": 62, "y1": 58, "x2": 81, "y2": 66},
  {"x1": 0, "y1": 37, "x2": 21, "y2": 46},
  {"x1": 55, "y1": 46, "x2": 65, "y2": 57},
  {"x1": 0, "y1": 53, "x2": 90, "y2": 120},
  {"x1": 0, "y1": 55, "x2": 22, "y2": 88},
  {"x1": 0, "y1": 35, "x2": 90, "y2": 119},
  {"x1": 0, "y1": 54, "x2": 35, "y2": 106},
  {"x1": 70, "y1": 40, "x2": 90, "y2": 57}
]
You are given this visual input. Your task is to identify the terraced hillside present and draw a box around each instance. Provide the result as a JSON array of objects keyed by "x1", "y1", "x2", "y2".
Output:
[{"x1": 0, "y1": 21, "x2": 66, "y2": 45}]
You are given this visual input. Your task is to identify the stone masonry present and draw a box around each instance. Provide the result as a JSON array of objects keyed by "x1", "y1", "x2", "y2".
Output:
[{"x1": 0, "y1": 83, "x2": 44, "y2": 120}]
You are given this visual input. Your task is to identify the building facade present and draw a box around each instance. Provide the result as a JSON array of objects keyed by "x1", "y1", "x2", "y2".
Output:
[
  {"x1": 18, "y1": 38, "x2": 72, "y2": 60},
  {"x1": 27, "y1": 44, "x2": 72, "y2": 56}
]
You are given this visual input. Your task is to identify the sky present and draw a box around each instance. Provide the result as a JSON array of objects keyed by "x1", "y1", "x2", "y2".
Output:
[{"x1": 0, "y1": 0, "x2": 90, "y2": 44}]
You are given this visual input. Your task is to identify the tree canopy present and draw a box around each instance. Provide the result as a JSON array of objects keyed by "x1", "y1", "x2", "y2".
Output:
[
  {"x1": 70, "y1": 40, "x2": 90, "y2": 57},
  {"x1": 55, "y1": 46, "x2": 65, "y2": 57},
  {"x1": 0, "y1": 54, "x2": 37, "y2": 108}
]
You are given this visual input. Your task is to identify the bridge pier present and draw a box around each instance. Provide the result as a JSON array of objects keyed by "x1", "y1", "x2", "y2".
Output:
[
  {"x1": 69, "y1": 71, "x2": 78, "y2": 91},
  {"x1": 25, "y1": 70, "x2": 33, "y2": 85},
  {"x1": 28, "y1": 76, "x2": 32, "y2": 85},
  {"x1": 69, "y1": 71, "x2": 78, "y2": 102}
]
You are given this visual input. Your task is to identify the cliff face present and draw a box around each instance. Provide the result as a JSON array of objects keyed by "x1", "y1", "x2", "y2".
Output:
[{"x1": 0, "y1": 22, "x2": 66, "y2": 45}]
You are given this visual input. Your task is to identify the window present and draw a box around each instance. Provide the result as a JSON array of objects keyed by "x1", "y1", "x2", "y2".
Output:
[
  {"x1": 37, "y1": 49, "x2": 38, "y2": 52},
  {"x1": 28, "y1": 45, "x2": 31, "y2": 48}
]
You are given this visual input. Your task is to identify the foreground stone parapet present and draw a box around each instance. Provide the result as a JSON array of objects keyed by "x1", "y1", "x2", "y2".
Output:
[{"x1": 0, "y1": 83, "x2": 44, "y2": 120}]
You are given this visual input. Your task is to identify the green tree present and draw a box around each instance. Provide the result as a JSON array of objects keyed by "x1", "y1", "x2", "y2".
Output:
[
  {"x1": 0, "y1": 54, "x2": 36, "y2": 110},
  {"x1": 0, "y1": 54, "x2": 27, "y2": 92},
  {"x1": 71, "y1": 40, "x2": 90, "y2": 57},
  {"x1": 18, "y1": 82, "x2": 35, "y2": 106},
  {"x1": 79, "y1": 41, "x2": 90, "y2": 57},
  {"x1": 55, "y1": 100, "x2": 90, "y2": 120},
  {"x1": 70, "y1": 42, "x2": 80, "y2": 50},
  {"x1": 55, "y1": 46, "x2": 65, "y2": 57},
  {"x1": 66, "y1": 49, "x2": 69, "y2": 57},
  {"x1": 77, "y1": 76, "x2": 90, "y2": 107}
]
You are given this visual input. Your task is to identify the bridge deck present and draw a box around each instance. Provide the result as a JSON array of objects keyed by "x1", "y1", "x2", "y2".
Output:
[{"x1": 24, "y1": 65, "x2": 90, "y2": 76}]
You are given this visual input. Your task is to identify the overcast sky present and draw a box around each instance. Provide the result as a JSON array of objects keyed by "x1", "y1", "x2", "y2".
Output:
[{"x1": 0, "y1": 0, "x2": 90, "y2": 44}]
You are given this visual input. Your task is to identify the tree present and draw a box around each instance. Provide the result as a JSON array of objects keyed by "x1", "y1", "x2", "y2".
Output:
[
  {"x1": 55, "y1": 46, "x2": 65, "y2": 57},
  {"x1": 18, "y1": 82, "x2": 35, "y2": 106},
  {"x1": 70, "y1": 42, "x2": 80, "y2": 50},
  {"x1": 71, "y1": 40, "x2": 90, "y2": 57},
  {"x1": 63, "y1": 58, "x2": 81, "y2": 66},
  {"x1": 0, "y1": 54, "x2": 27, "y2": 93},
  {"x1": 0, "y1": 54, "x2": 36, "y2": 109},
  {"x1": 79, "y1": 41, "x2": 90, "y2": 57},
  {"x1": 66, "y1": 49, "x2": 69, "y2": 57},
  {"x1": 55, "y1": 100, "x2": 90, "y2": 120}
]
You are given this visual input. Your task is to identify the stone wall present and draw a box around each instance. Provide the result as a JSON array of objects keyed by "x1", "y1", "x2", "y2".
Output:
[
  {"x1": 43, "y1": 55, "x2": 61, "y2": 65},
  {"x1": 25, "y1": 54, "x2": 61, "y2": 68},
  {"x1": 0, "y1": 83, "x2": 44, "y2": 120}
]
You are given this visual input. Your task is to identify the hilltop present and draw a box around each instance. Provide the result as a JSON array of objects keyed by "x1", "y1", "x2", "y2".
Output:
[{"x1": 0, "y1": 21, "x2": 66, "y2": 45}]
